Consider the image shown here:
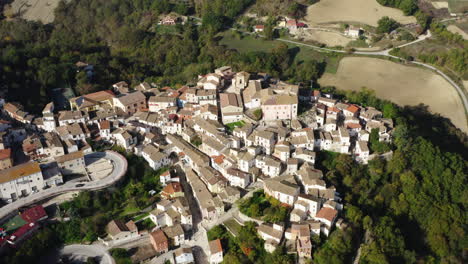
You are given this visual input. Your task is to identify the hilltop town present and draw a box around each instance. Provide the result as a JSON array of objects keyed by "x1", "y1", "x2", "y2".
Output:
[{"x1": 0, "y1": 65, "x2": 395, "y2": 263}]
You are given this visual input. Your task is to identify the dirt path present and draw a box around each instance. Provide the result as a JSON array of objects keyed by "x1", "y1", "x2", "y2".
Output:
[
  {"x1": 306, "y1": 0, "x2": 416, "y2": 26},
  {"x1": 319, "y1": 57, "x2": 468, "y2": 133},
  {"x1": 447, "y1": 25, "x2": 468, "y2": 40}
]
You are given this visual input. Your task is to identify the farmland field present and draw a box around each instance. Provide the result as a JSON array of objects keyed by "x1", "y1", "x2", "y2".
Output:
[
  {"x1": 306, "y1": 0, "x2": 416, "y2": 26},
  {"x1": 319, "y1": 57, "x2": 468, "y2": 133},
  {"x1": 302, "y1": 29, "x2": 352, "y2": 47}
]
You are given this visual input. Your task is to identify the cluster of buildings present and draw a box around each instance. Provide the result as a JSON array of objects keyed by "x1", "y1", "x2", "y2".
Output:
[
  {"x1": 254, "y1": 17, "x2": 307, "y2": 33},
  {"x1": 0, "y1": 64, "x2": 392, "y2": 261}
]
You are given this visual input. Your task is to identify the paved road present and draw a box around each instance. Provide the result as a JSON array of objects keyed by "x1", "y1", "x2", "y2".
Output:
[
  {"x1": 0, "y1": 151, "x2": 128, "y2": 221},
  {"x1": 61, "y1": 244, "x2": 115, "y2": 264}
]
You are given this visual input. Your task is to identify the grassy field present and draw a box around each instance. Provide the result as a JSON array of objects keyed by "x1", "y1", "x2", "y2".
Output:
[
  {"x1": 305, "y1": 0, "x2": 416, "y2": 26},
  {"x1": 319, "y1": 57, "x2": 468, "y2": 133},
  {"x1": 225, "y1": 120, "x2": 245, "y2": 132},
  {"x1": 218, "y1": 32, "x2": 344, "y2": 73}
]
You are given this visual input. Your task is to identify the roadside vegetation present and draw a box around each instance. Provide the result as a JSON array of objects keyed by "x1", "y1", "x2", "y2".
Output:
[{"x1": 238, "y1": 190, "x2": 289, "y2": 223}]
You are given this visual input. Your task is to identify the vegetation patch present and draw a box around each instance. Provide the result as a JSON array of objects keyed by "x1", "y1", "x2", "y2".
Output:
[
  {"x1": 207, "y1": 223, "x2": 295, "y2": 263},
  {"x1": 226, "y1": 120, "x2": 246, "y2": 132},
  {"x1": 223, "y1": 219, "x2": 243, "y2": 237},
  {"x1": 238, "y1": 190, "x2": 289, "y2": 223}
]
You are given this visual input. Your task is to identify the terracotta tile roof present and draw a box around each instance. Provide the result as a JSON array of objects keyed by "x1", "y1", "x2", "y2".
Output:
[
  {"x1": 107, "y1": 220, "x2": 137, "y2": 236},
  {"x1": 162, "y1": 182, "x2": 182, "y2": 195},
  {"x1": 150, "y1": 229, "x2": 168, "y2": 244},
  {"x1": 346, "y1": 123, "x2": 362, "y2": 129},
  {"x1": 346, "y1": 104, "x2": 360, "y2": 113},
  {"x1": 0, "y1": 162, "x2": 41, "y2": 184},
  {"x1": 209, "y1": 239, "x2": 223, "y2": 254},
  {"x1": 99, "y1": 120, "x2": 110, "y2": 130},
  {"x1": 287, "y1": 19, "x2": 297, "y2": 26},
  {"x1": 0, "y1": 148, "x2": 12, "y2": 160},
  {"x1": 212, "y1": 155, "x2": 225, "y2": 165},
  {"x1": 315, "y1": 207, "x2": 338, "y2": 222}
]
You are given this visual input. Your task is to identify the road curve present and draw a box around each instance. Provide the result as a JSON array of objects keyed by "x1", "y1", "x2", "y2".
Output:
[
  {"x1": 0, "y1": 151, "x2": 128, "y2": 221},
  {"x1": 61, "y1": 244, "x2": 115, "y2": 264}
]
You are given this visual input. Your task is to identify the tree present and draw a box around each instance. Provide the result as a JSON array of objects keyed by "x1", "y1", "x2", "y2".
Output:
[{"x1": 377, "y1": 17, "x2": 399, "y2": 34}]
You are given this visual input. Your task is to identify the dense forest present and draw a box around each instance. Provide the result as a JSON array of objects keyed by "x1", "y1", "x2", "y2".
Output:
[{"x1": 0, "y1": 0, "x2": 467, "y2": 263}]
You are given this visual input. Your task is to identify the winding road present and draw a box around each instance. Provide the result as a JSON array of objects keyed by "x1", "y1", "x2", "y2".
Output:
[
  {"x1": 0, "y1": 151, "x2": 128, "y2": 221},
  {"x1": 232, "y1": 24, "x2": 468, "y2": 121}
]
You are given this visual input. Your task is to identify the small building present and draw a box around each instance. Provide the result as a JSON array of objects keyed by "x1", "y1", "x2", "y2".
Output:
[
  {"x1": 150, "y1": 229, "x2": 169, "y2": 254},
  {"x1": 345, "y1": 27, "x2": 362, "y2": 38},
  {"x1": 0, "y1": 162, "x2": 43, "y2": 202},
  {"x1": 113, "y1": 91, "x2": 147, "y2": 115},
  {"x1": 174, "y1": 247, "x2": 194, "y2": 264},
  {"x1": 107, "y1": 220, "x2": 139, "y2": 241},
  {"x1": 161, "y1": 182, "x2": 184, "y2": 199},
  {"x1": 55, "y1": 151, "x2": 86, "y2": 176},
  {"x1": 0, "y1": 148, "x2": 13, "y2": 170},
  {"x1": 163, "y1": 224, "x2": 185, "y2": 246},
  {"x1": 254, "y1": 25, "x2": 265, "y2": 32},
  {"x1": 354, "y1": 141, "x2": 370, "y2": 164},
  {"x1": 314, "y1": 207, "x2": 338, "y2": 236},
  {"x1": 219, "y1": 93, "x2": 243, "y2": 124},
  {"x1": 40, "y1": 162, "x2": 64, "y2": 187},
  {"x1": 209, "y1": 239, "x2": 223, "y2": 264}
]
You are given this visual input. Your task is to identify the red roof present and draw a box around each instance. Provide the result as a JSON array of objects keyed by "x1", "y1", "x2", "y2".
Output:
[
  {"x1": 9, "y1": 222, "x2": 37, "y2": 242},
  {"x1": 328, "y1": 107, "x2": 340, "y2": 113},
  {"x1": 20, "y1": 205, "x2": 47, "y2": 223},
  {"x1": 209, "y1": 239, "x2": 223, "y2": 254},
  {"x1": 297, "y1": 22, "x2": 306, "y2": 27},
  {"x1": 0, "y1": 149, "x2": 11, "y2": 160},
  {"x1": 346, "y1": 105, "x2": 360, "y2": 114},
  {"x1": 287, "y1": 20, "x2": 297, "y2": 26},
  {"x1": 346, "y1": 123, "x2": 361, "y2": 129},
  {"x1": 255, "y1": 25, "x2": 265, "y2": 29},
  {"x1": 99, "y1": 120, "x2": 110, "y2": 130},
  {"x1": 162, "y1": 182, "x2": 182, "y2": 197},
  {"x1": 316, "y1": 207, "x2": 338, "y2": 222},
  {"x1": 212, "y1": 155, "x2": 225, "y2": 165},
  {"x1": 177, "y1": 86, "x2": 189, "y2": 93}
]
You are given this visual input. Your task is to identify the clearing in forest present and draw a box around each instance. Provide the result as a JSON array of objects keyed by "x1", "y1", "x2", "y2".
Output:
[
  {"x1": 305, "y1": 0, "x2": 416, "y2": 26},
  {"x1": 319, "y1": 57, "x2": 468, "y2": 133},
  {"x1": 9, "y1": 0, "x2": 62, "y2": 24}
]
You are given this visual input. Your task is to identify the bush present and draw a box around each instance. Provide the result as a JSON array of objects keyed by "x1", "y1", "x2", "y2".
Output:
[{"x1": 377, "y1": 16, "x2": 400, "y2": 34}]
